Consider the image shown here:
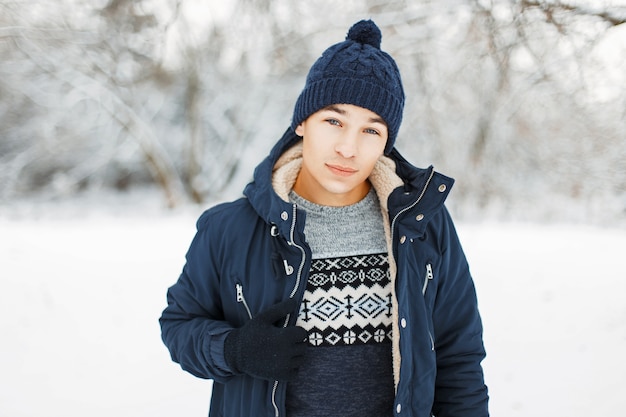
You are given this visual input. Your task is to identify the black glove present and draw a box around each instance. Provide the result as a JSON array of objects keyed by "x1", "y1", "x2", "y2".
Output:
[{"x1": 224, "y1": 298, "x2": 307, "y2": 381}]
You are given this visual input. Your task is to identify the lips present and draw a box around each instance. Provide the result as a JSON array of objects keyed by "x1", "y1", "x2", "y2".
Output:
[{"x1": 326, "y1": 163, "x2": 358, "y2": 177}]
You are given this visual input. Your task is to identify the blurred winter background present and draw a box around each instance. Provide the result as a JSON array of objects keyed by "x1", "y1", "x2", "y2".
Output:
[{"x1": 1, "y1": 0, "x2": 625, "y2": 416}]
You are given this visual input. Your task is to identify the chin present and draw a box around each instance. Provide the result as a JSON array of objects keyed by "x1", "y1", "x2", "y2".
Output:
[{"x1": 322, "y1": 182, "x2": 357, "y2": 196}]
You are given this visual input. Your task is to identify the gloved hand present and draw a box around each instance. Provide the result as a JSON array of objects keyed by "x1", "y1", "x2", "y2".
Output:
[{"x1": 224, "y1": 298, "x2": 307, "y2": 381}]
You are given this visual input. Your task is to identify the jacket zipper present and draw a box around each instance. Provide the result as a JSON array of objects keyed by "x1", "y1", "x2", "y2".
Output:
[
  {"x1": 389, "y1": 169, "x2": 435, "y2": 387},
  {"x1": 235, "y1": 283, "x2": 252, "y2": 319},
  {"x1": 272, "y1": 203, "x2": 307, "y2": 417},
  {"x1": 422, "y1": 263, "x2": 434, "y2": 295}
]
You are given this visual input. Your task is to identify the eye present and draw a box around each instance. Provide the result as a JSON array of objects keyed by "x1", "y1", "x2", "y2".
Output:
[
  {"x1": 364, "y1": 128, "x2": 380, "y2": 136},
  {"x1": 325, "y1": 118, "x2": 341, "y2": 127}
]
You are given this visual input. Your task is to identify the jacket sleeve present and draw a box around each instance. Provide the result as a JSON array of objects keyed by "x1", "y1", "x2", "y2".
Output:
[
  {"x1": 431, "y1": 208, "x2": 489, "y2": 417},
  {"x1": 159, "y1": 210, "x2": 236, "y2": 383}
]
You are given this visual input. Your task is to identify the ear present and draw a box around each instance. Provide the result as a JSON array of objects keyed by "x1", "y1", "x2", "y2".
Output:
[{"x1": 295, "y1": 123, "x2": 304, "y2": 137}]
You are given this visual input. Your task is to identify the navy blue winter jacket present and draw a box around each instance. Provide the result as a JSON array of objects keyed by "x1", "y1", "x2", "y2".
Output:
[{"x1": 160, "y1": 127, "x2": 489, "y2": 417}]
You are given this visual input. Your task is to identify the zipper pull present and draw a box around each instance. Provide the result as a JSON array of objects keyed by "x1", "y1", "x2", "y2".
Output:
[
  {"x1": 236, "y1": 283, "x2": 244, "y2": 302},
  {"x1": 283, "y1": 259, "x2": 294, "y2": 276},
  {"x1": 422, "y1": 263, "x2": 434, "y2": 295},
  {"x1": 236, "y1": 283, "x2": 252, "y2": 319}
]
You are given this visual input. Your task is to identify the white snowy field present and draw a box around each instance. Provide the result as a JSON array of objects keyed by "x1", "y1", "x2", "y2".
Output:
[{"x1": 1, "y1": 191, "x2": 625, "y2": 417}]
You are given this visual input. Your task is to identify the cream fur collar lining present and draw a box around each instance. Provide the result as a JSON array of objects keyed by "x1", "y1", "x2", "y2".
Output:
[{"x1": 271, "y1": 142, "x2": 405, "y2": 389}]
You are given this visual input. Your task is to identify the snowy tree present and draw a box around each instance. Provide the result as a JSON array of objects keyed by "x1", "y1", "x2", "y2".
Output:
[{"x1": 0, "y1": 0, "x2": 624, "y2": 223}]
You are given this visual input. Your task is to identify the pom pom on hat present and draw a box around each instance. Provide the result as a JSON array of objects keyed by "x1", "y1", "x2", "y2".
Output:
[
  {"x1": 291, "y1": 19, "x2": 405, "y2": 154},
  {"x1": 346, "y1": 19, "x2": 382, "y2": 49}
]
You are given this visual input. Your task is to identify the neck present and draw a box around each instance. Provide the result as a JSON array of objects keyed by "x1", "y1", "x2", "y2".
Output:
[{"x1": 292, "y1": 176, "x2": 371, "y2": 207}]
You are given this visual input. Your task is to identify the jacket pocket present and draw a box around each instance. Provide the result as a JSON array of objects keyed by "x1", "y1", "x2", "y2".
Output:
[{"x1": 422, "y1": 260, "x2": 435, "y2": 352}]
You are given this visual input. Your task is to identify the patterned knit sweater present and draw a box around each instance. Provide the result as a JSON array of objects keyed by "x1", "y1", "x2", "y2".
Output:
[{"x1": 286, "y1": 188, "x2": 394, "y2": 417}]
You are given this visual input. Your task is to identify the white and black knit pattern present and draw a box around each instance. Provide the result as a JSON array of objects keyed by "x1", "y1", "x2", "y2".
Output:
[
  {"x1": 299, "y1": 253, "x2": 392, "y2": 347},
  {"x1": 289, "y1": 189, "x2": 392, "y2": 348}
]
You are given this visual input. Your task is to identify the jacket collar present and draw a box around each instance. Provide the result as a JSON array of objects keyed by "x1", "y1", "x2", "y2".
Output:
[{"x1": 243, "y1": 128, "x2": 299, "y2": 239}]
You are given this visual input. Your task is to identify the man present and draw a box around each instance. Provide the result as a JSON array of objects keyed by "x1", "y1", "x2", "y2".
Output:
[{"x1": 160, "y1": 19, "x2": 489, "y2": 417}]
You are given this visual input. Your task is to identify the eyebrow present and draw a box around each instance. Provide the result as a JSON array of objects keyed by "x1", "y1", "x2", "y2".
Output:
[{"x1": 322, "y1": 105, "x2": 387, "y2": 126}]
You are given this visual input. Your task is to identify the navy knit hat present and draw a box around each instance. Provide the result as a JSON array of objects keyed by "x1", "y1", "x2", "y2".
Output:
[{"x1": 291, "y1": 19, "x2": 404, "y2": 154}]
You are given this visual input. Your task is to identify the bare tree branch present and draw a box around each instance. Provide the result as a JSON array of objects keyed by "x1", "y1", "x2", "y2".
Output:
[{"x1": 521, "y1": 0, "x2": 626, "y2": 27}]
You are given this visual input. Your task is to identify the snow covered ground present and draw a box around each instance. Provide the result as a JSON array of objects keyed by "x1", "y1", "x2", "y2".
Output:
[{"x1": 1, "y1": 190, "x2": 625, "y2": 417}]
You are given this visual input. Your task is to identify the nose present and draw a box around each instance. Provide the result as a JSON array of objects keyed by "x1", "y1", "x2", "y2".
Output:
[{"x1": 334, "y1": 130, "x2": 358, "y2": 158}]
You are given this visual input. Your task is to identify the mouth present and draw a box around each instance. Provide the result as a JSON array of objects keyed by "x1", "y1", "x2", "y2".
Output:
[{"x1": 326, "y1": 163, "x2": 358, "y2": 177}]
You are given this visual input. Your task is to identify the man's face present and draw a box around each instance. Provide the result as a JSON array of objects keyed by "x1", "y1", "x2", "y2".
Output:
[{"x1": 293, "y1": 103, "x2": 388, "y2": 207}]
